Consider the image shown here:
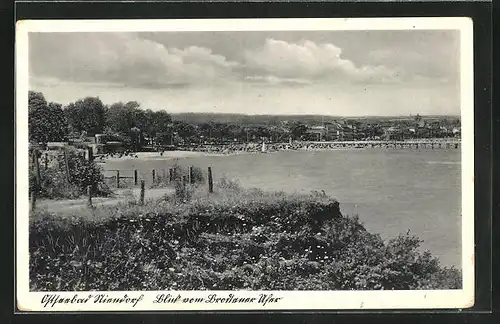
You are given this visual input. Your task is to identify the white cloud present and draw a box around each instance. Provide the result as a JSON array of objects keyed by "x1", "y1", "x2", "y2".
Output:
[
  {"x1": 243, "y1": 38, "x2": 401, "y2": 84},
  {"x1": 244, "y1": 75, "x2": 312, "y2": 86},
  {"x1": 28, "y1": 32, "x2": 460, "y2": 116},
  {"x1": 30, "y1": 35, "x2": 408, "y2": 89},
  {"x1": 30, "y1": 33, "x2": 239, "y2": 88}
]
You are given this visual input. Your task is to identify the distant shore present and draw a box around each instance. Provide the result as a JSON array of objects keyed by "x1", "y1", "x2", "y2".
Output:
[{"x1": 97, "y1": 139, "x2": 460, "y2": 163}]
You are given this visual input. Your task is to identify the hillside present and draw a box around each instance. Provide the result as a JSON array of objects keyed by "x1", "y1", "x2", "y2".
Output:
[
  {"x1": 171, "y1": 112, "x2": 461, "y2": 126},
  {"x1": 30, "y1": 182, "x2": 461, "y2": 291}
]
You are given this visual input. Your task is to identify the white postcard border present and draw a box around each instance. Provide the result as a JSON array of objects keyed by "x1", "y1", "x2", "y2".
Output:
[{"x1": 15, "y1": 17, "x2": 475, "y2": 311}]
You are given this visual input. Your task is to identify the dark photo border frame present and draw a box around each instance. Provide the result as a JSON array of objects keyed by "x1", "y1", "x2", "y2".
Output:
[{"x1": 4, "y1": 1, "x2": 493, "y2": 323}]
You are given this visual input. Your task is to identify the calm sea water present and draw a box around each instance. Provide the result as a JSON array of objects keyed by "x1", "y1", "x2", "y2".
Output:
[{"x1": 104, "y1": 149, "x2": 461, "y2": 268}]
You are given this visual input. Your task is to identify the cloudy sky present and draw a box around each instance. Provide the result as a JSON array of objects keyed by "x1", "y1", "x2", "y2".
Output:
[{"x1": 29, "y1": 30, "x2": 460, "y2": 116}]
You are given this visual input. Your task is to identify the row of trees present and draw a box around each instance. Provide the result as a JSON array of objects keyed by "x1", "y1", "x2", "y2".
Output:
[
  {"x1": 28, "y1": 91, "x2": 309, "y2": 147},
  {"x1": 29, "y1": 91, "x2": 174, "y2": 144},
  {"x1": 29, "y1": 91, "x2": 459, "y2": 149}
]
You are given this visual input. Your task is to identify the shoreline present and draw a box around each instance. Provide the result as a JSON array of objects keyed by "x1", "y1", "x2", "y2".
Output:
[
  {"x1": 98, "y1": 147, "x2": 387, "y2": 163},
  {"x1": 97, "y1": 139, "x2": 461, "y2": 163}
]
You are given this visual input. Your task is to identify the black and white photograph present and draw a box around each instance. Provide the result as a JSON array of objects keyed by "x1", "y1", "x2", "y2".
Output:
[{"x1": 16, "y1": 18, "x2": 474, "y2": 311}]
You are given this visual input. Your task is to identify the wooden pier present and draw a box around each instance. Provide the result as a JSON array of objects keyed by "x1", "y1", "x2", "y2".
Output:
[{"x1": 297, "y1": 139, "x2": 461, "y2": 150}]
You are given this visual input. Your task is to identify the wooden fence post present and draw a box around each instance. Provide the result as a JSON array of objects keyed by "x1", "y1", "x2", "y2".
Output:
[
  {"x1": 87, "y1": 185, "x2": 93, "y2": 208},
  {"x1": 33, "y1": 150, "x2": 41, "y2": 186},
  {"x1": 44, "y1": 153, "x2": 48, "y2": 170},
  {"x1": 208, "y1": 166, "x2": 213, "y2": 193},
  {"x1": 140, "y1": 180, "x2": 145, "y2": 205},
  {"x1": 31, "y1": 150, "x2": 40, "y2": 212},
  {"x1": 134, "y1": 169, "x2": 138, "y2": 186},
  {"x1": 30, "y1": 191, "x2": 36, "y2": 213},
  {"x1": 116, "y1": 170, "x2": 120, "y2": 188},
  {"x1": 169, "y1": 168, "x2": 173, "y2": 182},
  {"x1": 189, "y1": 166, "x2": 194, "y2": 184},
  {"x1": 152, "y1": 169, "x2": 156, "y2": 183},
  {"x1": 63, "y1": 148, "x2": 71, "y2": 182},
  {"x1": 87, "y1": 146, "x2": 94, "y2": 161}
]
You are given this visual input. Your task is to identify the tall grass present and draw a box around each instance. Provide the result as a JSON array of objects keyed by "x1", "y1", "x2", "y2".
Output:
[{"x1": 29, "y1": 181, "x2": 461, "y2": 291}]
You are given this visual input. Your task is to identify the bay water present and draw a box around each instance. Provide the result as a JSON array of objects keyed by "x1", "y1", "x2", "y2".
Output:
[{"x1": 104, "y1": 148, "x2": 462, "y2": 268}]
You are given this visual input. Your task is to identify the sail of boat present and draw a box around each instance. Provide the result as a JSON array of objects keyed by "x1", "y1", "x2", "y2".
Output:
[{"x1": 261, "y1": 141, "x2": 267, "y2": 153}]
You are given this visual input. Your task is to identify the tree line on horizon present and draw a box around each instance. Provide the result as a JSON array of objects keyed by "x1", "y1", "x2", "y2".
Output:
[
  {"x1": 28, "y1": 91, "x2": 310, "y2": 147},
  {"x1": 172, "y1": 111, "x2": 461, "y2": 126},
  {"x1": 29, "y1": 91, "x2": 461, "y2": 149}
]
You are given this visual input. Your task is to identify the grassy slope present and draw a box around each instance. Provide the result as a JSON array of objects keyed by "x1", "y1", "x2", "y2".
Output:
[{"x1": 29, "y1": 182, "x2": 461, "y2": 291}]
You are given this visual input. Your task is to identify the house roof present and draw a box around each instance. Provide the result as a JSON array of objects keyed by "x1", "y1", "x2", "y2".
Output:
[
  {"x1": 325, "y1": 122, "x2": 343, "y2": 129},
  {"x1": 310, "y1": 126, "x2": 326, "y2": 130}
]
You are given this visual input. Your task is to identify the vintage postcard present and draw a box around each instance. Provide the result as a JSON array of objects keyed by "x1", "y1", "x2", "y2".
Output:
[{"x1": 16, "y1": 17, "x2": 474, "y2": 311}]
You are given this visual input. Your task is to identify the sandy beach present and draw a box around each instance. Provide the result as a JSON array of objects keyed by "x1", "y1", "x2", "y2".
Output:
[
  {"x1": 97, "y1": 147, "x2": 368, "y2": 163},
  {"x1": 95, "y1": 138, "x2": 461, "y2": 164},
  {"x1": 97, "y1": 150, "x2": 227, "y2": 163}
]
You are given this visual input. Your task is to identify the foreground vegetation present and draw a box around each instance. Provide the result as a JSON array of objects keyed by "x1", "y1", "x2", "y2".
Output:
[
  {"x1": 29, "y1": 148, "x2": 112, "y2": 200},
  {"x1": 30, "y1": 180, "x2": 461, "y2": 291},
  {"x1": 30, "y1": 148, "x2": 204, "y2": 200}
]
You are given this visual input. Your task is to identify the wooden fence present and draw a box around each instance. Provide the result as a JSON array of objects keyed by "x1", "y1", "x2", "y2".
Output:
[
  {"x1": 85, "y1": 165, "x2": 215, "y2": 209},
  {"x1": 102, "y1": 165, "x2": 212, "y2": 189},
  {"x1": 29, "y1": 147, "x2": 215, "y2": 212}
]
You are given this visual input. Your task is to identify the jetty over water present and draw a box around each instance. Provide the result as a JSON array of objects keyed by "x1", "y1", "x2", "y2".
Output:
[
  {"x1": 178, "y1": 139, "x2": 461, "y2": 154},
  {"x1": 301, "y1": 139, "x2": 461, "y2": 150}
]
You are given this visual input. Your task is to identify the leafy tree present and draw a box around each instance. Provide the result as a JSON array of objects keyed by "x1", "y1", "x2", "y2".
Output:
[
  {"x1": 104, "y1": 102, "x2": 172, "y2": 144},
  {"x1": 65, "y1": 97, "x2": 106, "y2": 136},
  {"x1": 28, "y1": 91, "x2": 68, "y2": 143},
  {"x1": 105, "y1": 102, "x2": 143, "y2": 133},
  {"x1": 211, "y1": 123, "x2": 231, "y2": 142},
  {"x1": 105, "y1": 102, "x2": 132, "y2": 135},
  {"x1": 227, "y1": 124, "x2": 245, "y2": 142},
  {"x1": 198, "y1": 122, "x2": 214, "y2": 139},
  {"x1": 253, "y1": 126, "x2": 271, "y2": 140},
  {"x1": 172, "y1": 121, "x2": 196, "y2": 142},
  {"x1": 289, "y1": 121, "x2": 308, "y2": 140},
  {"x1": 145, "y1": 110, "x2": 172, "y2": 138},
  {"x1": 268, "y1": 126, "x2": 289, "y2": 142},
  {"x1": 142, "y1": 110, "x2": 157, "y2": 138}
]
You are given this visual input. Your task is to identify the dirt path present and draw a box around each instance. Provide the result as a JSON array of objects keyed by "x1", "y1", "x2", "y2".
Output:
[{"x1": 36, "y1": 187, "x2": 174, "y2": 213}]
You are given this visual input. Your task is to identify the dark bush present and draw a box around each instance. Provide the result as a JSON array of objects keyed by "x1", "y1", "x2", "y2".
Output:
[
  {"x1": 29, "y1": 188, "x2": 461, "y2": 291},
  {"x1": 29, "y1": 149, "x2": 111, "y2": 199}
]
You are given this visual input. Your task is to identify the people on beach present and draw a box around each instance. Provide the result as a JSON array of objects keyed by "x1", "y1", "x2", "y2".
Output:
[{"x1": 96, "y1": 139, "x2": 459, "y2": 161}]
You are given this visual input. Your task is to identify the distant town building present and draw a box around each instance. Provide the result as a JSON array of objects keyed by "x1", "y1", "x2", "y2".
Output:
[
  {"x1": 305, "y1": 121, "x2": 355, "y2": 141},
  {"x1": 306, "y1": 126, "x2": 327, "y2": 141},
  {"x1": 384, "y1": 126, "x2": 404, "y2": 141},
  {"x1": 325, "y1": 122, "x2": 344, "y2": 140},
  {"x1": 46, "y1": 142, "x2": 69, "y2": 150}
]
